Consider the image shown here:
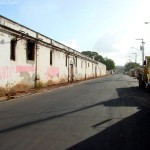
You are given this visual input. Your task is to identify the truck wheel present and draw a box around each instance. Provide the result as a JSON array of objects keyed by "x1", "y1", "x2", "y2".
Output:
[
  {"x1": 142, "y1": 81, "x2": 146, "y2": 88},
  {"x1": 139, "y1": 80, "x2": 145, "y2": 88},
  {"x1": 139, "y1": 80, "x2": 142, "y2": 88}
]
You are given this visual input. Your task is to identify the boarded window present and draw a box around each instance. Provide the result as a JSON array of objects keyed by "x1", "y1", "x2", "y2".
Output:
[
  {"x1": 50, "y1": 51, "x2": 53, "y2": 65},
  {"x1": 27, "y1": 41, "x2": 35, "y2": 60},
  {"x1": 10, "y1": 39, "x2": 17, "y2": 60}
]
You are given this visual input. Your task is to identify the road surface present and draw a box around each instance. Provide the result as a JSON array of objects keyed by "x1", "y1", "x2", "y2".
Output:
[{"x1": 0, "y1": 74, "x2": 150, "y2": 150}]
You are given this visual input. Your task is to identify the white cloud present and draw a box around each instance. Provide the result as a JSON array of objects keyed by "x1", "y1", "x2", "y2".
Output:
[
  {"x1": 61, "y1": 39, "x2": 82, "y2": 52},
  {"x1": 17, "y1": 0, "x2": 150, "y2": 66},
  {"x1": 93, "y1": 15, "x2": 150, "y2": 66},
  {"x1": 90, "y1": 0, "x2": 150, "y2": 66}
]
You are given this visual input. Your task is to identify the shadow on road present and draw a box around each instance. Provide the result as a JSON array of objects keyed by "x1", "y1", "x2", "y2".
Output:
[
  {"x1": 67, "y1": 109, "x2": 150, "y2": 150},
  {"x1": 1, "y1": 86, "x2": 149, "y2": 133},
  {"x1": 1, "y1": 85, "x2": 150, "y2": 150},
  {"x1": 67, "y1": 86, "x2": 150, "y2": 150}
]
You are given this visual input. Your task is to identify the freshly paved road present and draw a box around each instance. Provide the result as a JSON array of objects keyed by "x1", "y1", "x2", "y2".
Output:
[{"x1": 0, "y1": 74, "x2": 150, "y2": 150}]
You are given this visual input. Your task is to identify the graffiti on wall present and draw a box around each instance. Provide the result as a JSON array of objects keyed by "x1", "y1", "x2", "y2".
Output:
[
  {"x1": 0, "y1": 66, "x2": 15, "y2": 80},
  {"x1": 16, "y1": 66, "x2": 35, "y2": 73},
  {"x1": 0, "y1": 66, "x2": 35, "y2": 80},
  {"x1": 0, "y1": 65, "x2": 59, "y2": 80},
  {"x1": 47, "y1": 67, "x2": 59, "y2": 78}
]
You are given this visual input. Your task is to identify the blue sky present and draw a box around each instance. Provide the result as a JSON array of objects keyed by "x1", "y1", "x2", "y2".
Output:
[{"x1": 1, "y1": 0, "x2": 150, "y2": 65}]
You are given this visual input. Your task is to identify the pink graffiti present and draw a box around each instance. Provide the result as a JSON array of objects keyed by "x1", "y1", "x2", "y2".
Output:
[
  {"x1": 16, "y1": 66, "x2": 35, "y2": 73},
  {"x1": 0, "y1": 65, "x2": 58, "y2": 80},
  {"x1": 0, "y1": 66, "x2": 15, "y2": 80},
  {"x1": 0, "y1": 66, "x2": 35, "y2": 80},
  {"x1": 47, "y1": 67, "x2": 59, "y2": 77}
]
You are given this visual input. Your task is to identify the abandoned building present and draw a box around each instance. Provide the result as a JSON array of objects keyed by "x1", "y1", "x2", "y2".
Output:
[{"x1": 0, "y1": 15, "x2": 106, "y2": 90}]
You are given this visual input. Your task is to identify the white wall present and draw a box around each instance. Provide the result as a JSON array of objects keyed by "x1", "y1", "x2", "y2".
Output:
[
  {"x1": 0, "y1": 31, "x2": 37, "y2": 87},
  {"x1": 0, "y1": 15, "x2": 106, "y2": 89}
]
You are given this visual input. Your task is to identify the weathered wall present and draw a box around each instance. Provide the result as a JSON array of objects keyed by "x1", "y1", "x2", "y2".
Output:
[
  {"x1": 0, "y1": 15, "x2": 106, "y2": 90},
  {"x1": 0, "y1": 32, "x2": 36, "y2": 88}
]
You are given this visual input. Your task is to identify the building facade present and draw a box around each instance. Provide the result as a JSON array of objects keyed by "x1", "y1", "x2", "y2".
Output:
[{"x1": 0, "y1": 15, "x2": 106, "y2": 89}]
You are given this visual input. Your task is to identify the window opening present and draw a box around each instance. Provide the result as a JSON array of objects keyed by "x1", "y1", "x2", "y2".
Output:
[
  {"x1": 10, "y1": 39, "x2": 17, "y2": 60},
  {"x1": 50, "y1": 51, "x2": 53, "y2": 65},
  {"x1": 27, "y1": 41, "x2": 35, "y2": 60}
]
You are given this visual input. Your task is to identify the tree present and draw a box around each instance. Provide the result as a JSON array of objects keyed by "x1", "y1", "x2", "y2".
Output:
[
  {"x1": 81, "y1": 51, "x2": 99, "y2": 59},
  {"x1": 105, "y1": 58, "x2": 115, "y2": 70},
  {"x1": 124, "y1": 62, "x2": 140, "y2": 72},
  {"x1": 94, "y1": 55, "x2": 105, "y2": 64},
  {"x1": 81, "y1": 51, "x2": 115, "y2": 70}
]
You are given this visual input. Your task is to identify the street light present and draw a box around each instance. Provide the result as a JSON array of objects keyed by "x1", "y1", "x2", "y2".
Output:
[{"x1": 136, "y1": 38, "x2": 145, "y2": 65}]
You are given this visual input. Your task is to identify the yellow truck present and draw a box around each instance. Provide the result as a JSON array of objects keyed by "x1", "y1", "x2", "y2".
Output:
[{"x1": 137, "y1": 56, "x2": 150, "y2": 89}]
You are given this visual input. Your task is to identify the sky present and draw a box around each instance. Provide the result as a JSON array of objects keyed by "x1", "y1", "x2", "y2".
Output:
[{"x1": 1, "y1": 0, "x2": 150, "y2": 66}]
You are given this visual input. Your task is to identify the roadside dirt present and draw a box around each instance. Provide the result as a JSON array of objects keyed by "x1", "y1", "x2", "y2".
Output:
[{"x1": 0, "y1": 76, "x2": 107, "y2": 102}]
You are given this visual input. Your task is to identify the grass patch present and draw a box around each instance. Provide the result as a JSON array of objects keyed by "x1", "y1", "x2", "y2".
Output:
[{"x1": 35, "y1": 81, "x2": 45, "y2": 89}]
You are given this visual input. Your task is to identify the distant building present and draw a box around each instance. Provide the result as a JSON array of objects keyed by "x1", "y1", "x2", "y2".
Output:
[{"x1": 0, "y1": 15, "x2": 106, "y2": 89}]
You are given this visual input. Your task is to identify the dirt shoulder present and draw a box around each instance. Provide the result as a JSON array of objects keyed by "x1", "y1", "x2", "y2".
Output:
[{"x1": 0, "y1": 76, "x2": 108, "y2": 102}]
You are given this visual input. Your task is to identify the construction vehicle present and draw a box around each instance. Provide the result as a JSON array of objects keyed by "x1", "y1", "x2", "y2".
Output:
[{"x1": 137, "y1": 56, "x2": 150, "y2": 89}]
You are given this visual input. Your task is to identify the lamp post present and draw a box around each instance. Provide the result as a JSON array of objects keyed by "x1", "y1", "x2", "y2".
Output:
[{"x1": 136, "y1": 39, "x2": 145, "y2": 65}]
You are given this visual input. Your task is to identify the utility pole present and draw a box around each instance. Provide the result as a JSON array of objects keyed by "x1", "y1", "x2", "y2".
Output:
[{"x1": 136, "y1": 38, "x2": 145, "y2": 65}]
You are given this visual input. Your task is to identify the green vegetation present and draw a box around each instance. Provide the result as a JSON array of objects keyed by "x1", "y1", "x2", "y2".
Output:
[
  {"x1": 35, "y1": 81, "x2": 45, "y2": 89},
  {"x1": 124, "y1": 62, "x2": 140, "y2": 72},
  {"x1": 81, "y1": 51, "x2": 115, "y2": 70}
]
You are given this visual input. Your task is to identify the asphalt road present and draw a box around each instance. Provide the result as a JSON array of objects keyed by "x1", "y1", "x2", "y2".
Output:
[{"x1": 0, "y1": 74, "x2": 150, "y2": 150}]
